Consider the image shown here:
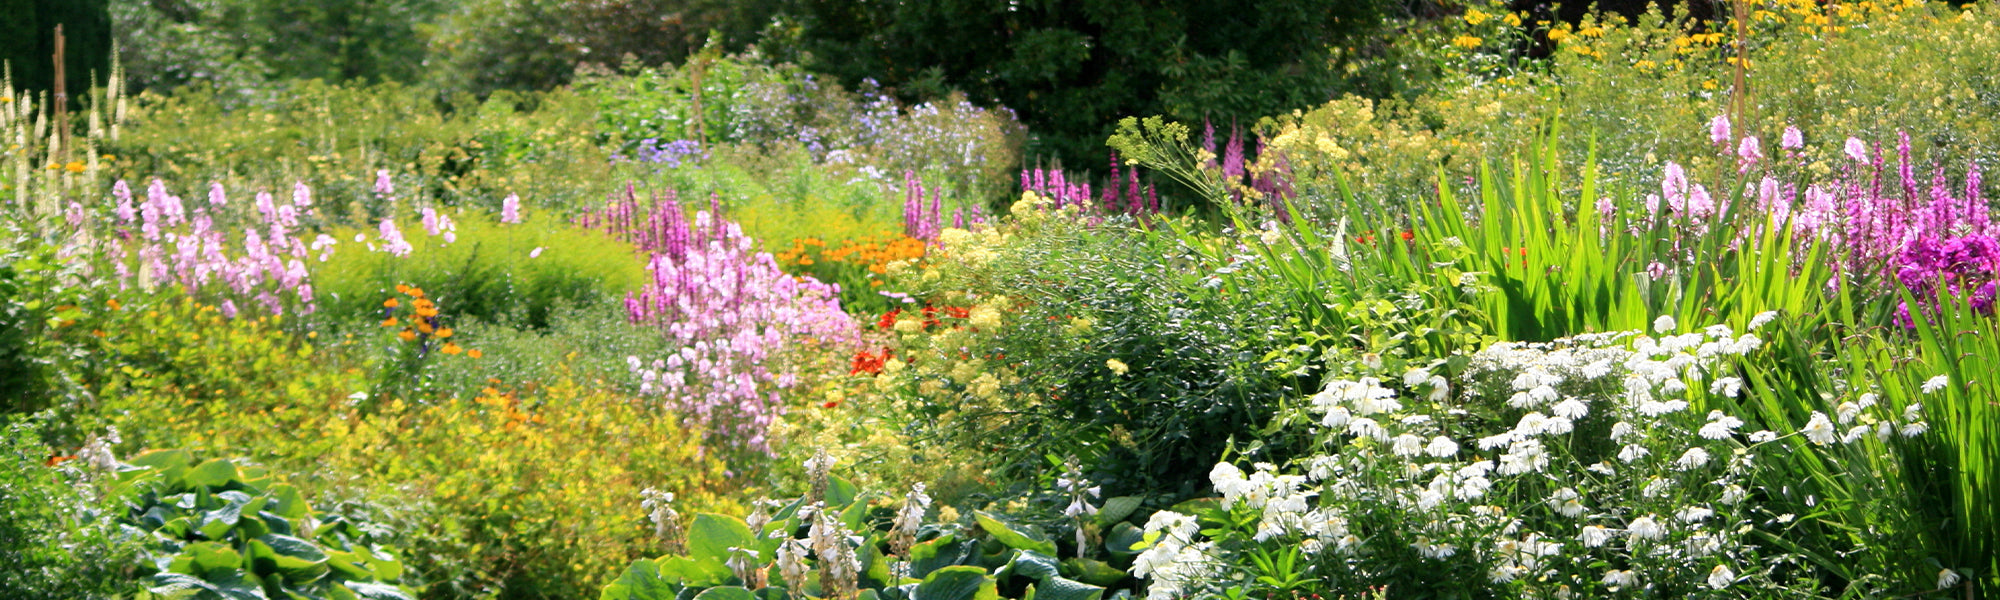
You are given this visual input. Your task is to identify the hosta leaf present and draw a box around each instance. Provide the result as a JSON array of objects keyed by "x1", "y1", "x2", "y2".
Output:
[
  {"x1": 598, "y1": 559, "x2": 678, "y2": 600},
  {"x1": 906, "y1": 534, "x2": 964, "y2": 580},
  {"x1": 1059, "y1": 558, "x2": 1127, "y2": 587},
  {"x1": 186, "y1": 458, "x2": 242, "y2": 490},
  {"x1": 1030, "y1": 577, "x2": 1103, "y2": 600},
  {"x1": 1094, "y1": 497, "x2": 1142, "y2": 526},
  {"x1": 687, "y1": 513, "x2": 755, "y2": 567},
  {"x1": 1003, "y1": 550, "x2": 1060, "y2": 582},
  {"x1": 266, "y1": 484, "x2": 311, "y2": 520},
  {"x1": 974, "y1": 512, "x2": 1057, "y2": 555},
  {"x1": 342, "y1": 582, "x2": 414, "y2": 600},
  {"x1": 692, "y1": 586, "x2": 757, "y2": 600},
  {"x1": 911, "y1": 566, "x2": 998, "y2": 600},
  {"x1": 1104, "y1": 523, "x2": 1144, "y2": 558}
]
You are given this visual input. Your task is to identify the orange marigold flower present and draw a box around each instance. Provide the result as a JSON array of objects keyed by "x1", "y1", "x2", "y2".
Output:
[
  {"x1": 382, "y1": 317, "x2": 399, "y2": 327},
  {"x1": 397, "y1": 329, "x2": 418, "y2": 342},
  {"x1": 384, "y1": 298, "x2": 400, "y2": 308},
  {"x1": 467, "y1": 349, "x2": 483, "y2": 358},
  {"x1": 441, "y1": 342, "x2": 464, "y2": 355},
  {"x1": 436, "y1": 327, "x2": 454, "y2": 338},
  {"x1": 417, "y1": 321, "x2": 435, "y2": 334}
]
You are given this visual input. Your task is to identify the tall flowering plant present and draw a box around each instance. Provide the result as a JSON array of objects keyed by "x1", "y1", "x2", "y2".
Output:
[
  {"x1": 98, "y1": 179, "x2": 328, "y2": 318},
  {"x1": 1131, "y1": 316, "x2": 1932, "y2": 599},
  {"x1": 582, "y1": 187, "x2": 856, "y2": 456}
]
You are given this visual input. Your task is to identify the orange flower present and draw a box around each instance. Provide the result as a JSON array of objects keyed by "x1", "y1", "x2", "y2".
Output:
[
  {"x1": 441, "y1": 342, "x2": 464, "y2": 355},
  {"x1": 106, "y1": 298, "x2": 122, "y2": 310},
  {"x1": 397, "y1": 329, "x2": 418, "y2": 342},
  {"x1": 395, "y1": 284, "x2": 413, "y2": 295},
  {"x1": 467, "y1": 349, "x2": 484, "y2": 358},
  {"x1": 417, "y1": 321, "x2": 435, "y2": 334},
  {"x1": 436, "y1": 327, "x2": 454, "y2": 338},
  {"x1": 415, "y1": 307, "x2": 439, "y2": 318},
  {"x1": 382, "y1": 317, "x2": 400, "y2": 327},
  {"x1": 383, "y1": 298, "x2": 401, "y2": 308}
]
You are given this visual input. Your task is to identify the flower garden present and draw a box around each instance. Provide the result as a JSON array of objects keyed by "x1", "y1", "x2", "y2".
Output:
[{"x1": 2, "y1": 1, "x2": 1997, "y2": 599}]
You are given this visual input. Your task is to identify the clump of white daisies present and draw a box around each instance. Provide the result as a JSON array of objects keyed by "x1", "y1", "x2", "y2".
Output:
[{"x1": 1131, "y1": 314, "x2": 1934, "y2": 599}]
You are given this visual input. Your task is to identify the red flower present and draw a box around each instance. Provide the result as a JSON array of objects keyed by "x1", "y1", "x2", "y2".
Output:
[
  {"x1": 943, "y1": 306, "x2": 971, "y2": 320},
  {"x1": 850, "y1": 348, "x2": 893, "y2": 376},
  {"x1": 1400, "y1": 230, "x2": 1414, "y2": 241},
  {"x1": 877, "y1": 308, "x2": 903, "y2": 329}
]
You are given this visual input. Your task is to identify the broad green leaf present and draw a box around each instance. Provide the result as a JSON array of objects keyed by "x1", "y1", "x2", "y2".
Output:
[
  {"x1": 266, "y1": 484, "x2": 311, "y2": 520},
  {"x1": 687, "y1": 513, "x2": 756, "y2": 566},
  {"x1": 1059, "y1": 559, "x2": 1126, "y2": 587},
  {"x1": 179, "y1": 541, "x2": 245, "y2": 575},
  {"x1": 973, "y1": 512, "x2": 1057, "y2": 555},
  {"x1": 343, "y1": 582, "x2": 415, "y2": 600},
  {"x1": 1031, "y1": 577, "x2": 1104, "y2": 600},
  {"x1": 1003, "y1": 550, "x2": 1060, "y2": 582},
  {"x1": 130, "y1": 449, "x2": 195, "y2": 471},
  {"x1": 693, "y1": 586, "x2": 757, "y2": 600},
  {"x1": 912, "y1": 566, "x2": 998, "y2": 600},
  {"x1": 250, "y1": 534, "x2": 331, "y2": 582},
  {"x1": 655, "y1": 555, "x2": 729, "y2": 587},
  {"x1": 598, "y1": 559, "x2": 677, "y2": 600},
  {"x1": 907, "y1": 534, "x2": 963, "y2": 580},
  {"x1": 826, "y1": 476, "x2": 860, "y2": 508},
  {"x1": 1103, "y1": 523, "x2": 1144, "y2": 558},
  {"x1": 1094, "y1": 497, "x2": 1141, "y2": 526},
  {"x1": 186, "y1": 458, "x2": 242, "y2": 490}
]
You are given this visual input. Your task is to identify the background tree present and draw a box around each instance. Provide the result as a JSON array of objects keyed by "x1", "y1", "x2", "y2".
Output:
[
  {"x1": 787, "y1": 0, "x2": 1394, "y2": 167},
  {"x1": 1, "y1": 0, "x2": 113, "y2": 105}
]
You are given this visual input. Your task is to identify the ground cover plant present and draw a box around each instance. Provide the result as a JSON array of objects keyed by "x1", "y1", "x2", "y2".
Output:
[{"x1": 3, "y1": 0, "x2": 2000, "y2": 598}]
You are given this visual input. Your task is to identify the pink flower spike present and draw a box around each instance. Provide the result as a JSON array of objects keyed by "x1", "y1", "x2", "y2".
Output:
[
  {"x1": 1709, "y1": 115, "x2": 1731, "y2": 146},
  {"x1": 293, "y1": 181, "x2": 313, "y2": 208},
  {"x1": 1846, "y1": 137, "x2": 1869, "y2": 162},
  {"x1": 209, "y1": 182, "x2": 228, "y2": 206},
  {"x1": 373, "y1": 170, "x2": 394, "y2": 196},
  {"x1": 1782, "y1": 126, "x2": 1804, "y2": 150},
  {"x1": 501, "y1": 193, "x2": 523, "y2": 224},
  {"x1": 1738, "y1": 136, "x2": 1763, "y2": 166}
]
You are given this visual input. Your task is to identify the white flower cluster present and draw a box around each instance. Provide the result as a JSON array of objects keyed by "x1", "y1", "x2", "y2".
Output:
[
  {"x1": 1130, "y1": 511, "x2": 1227, "y2": 600},
  {"x1": 1130, "y1": 315, "x2": 1906, "y2": 597}
]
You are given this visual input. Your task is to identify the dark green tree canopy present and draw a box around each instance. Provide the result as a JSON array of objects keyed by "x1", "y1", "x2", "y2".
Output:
[
  {"x1": 788, "y1": 0, "x2": 1390, "y2": 166},
  {"x1": 2, "y1": 0, "x2": 112, "y2": 103}
]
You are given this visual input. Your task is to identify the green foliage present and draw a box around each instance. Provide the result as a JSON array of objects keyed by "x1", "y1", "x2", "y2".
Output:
[
  {"x1": 113, "y1": 449, "x2": 415, "y2": 600},
  {"x1": 104, "y1": 80, "x2": 615, "y2": 216},
  {"x1": 0, "y1": 416, "x2": 139, "y2": 600},
  {"x1": 313, "y1": 213, "x2": 646, "y2": 331},
  {"x1": 425, "y1": 0, "x2": 783, "y2": 97},
  {"x1": 601, "y1": 471, "x2": 1138, "y2": 600},
  {"x1": 107, "y1": 0, "x2": 444, "y2": 95},
  {"x1": 789, "y1": 0, "x2": 1392, "y2": 166},
  {"x1": 0, "y1": 0, "x2": 112, "y2": 101}
]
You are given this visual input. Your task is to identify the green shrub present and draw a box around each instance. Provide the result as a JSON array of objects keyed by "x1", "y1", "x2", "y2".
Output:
[
  {"x1": 312, "y1": 212, "x2": 646, "y2": 332},
  {"x1": 113, "y1": 448, "x2": 416, "y2": 600},
  {"x1": 0, "y1": 416, "x2": 138, "y2": 600},
  {"x1": 102, "y1": 81, "x2": 617, "y2": 217}
]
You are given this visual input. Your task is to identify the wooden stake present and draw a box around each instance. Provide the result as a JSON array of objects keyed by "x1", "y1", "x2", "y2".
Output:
[{"x1": 53, "y1": 24, "x2": 68, "y2": 158}]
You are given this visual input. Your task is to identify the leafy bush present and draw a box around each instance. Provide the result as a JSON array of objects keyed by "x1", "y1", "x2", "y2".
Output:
[
  {"x1": 580, "y1": 57, "x2": 1024, "y2": 204},
  {"x1": 602, "y1": 452, "x2": 1147, "y2": 600},
  {"x1": 863, "y1": 205, "x2": 1332, "y2": 498},
  {"x1": 312, "y1": 212, "x2": 646, "y2": 331},
  {"x1": 72, "y1": 296, "x2": 743, "y2": 599},
  {"x1": 1128, "y1": 319, "x2": 1926, "y2": 599},
  {"x1": 113, "y1": 448, "x2": 416, "y2": 600},
  {"x1": 103, "y1": 81, "x2": 616, "y2": 216},
  {"x1": 0, "y1": 417, "x2": 137, "y2": 600}
]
